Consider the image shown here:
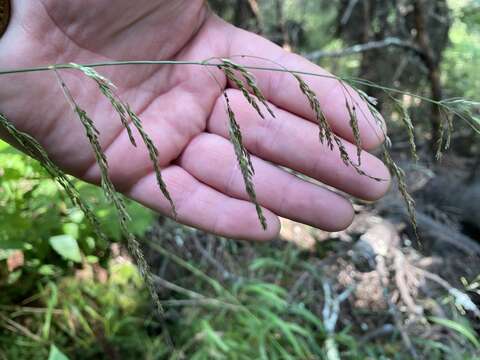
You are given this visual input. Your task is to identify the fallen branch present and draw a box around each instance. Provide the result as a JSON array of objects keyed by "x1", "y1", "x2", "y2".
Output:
[{"x1": 305, "y1": 37, "x2": 423, "y2": 61}]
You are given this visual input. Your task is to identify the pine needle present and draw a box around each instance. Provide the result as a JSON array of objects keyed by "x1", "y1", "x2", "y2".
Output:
[{"x1": 224, "y1": 91, "x2": 267, "y2": 230}]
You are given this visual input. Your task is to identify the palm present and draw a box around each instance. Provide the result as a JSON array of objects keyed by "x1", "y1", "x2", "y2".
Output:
[{"x1": 0, "y1": 0, "x2": 390, "y2": 240}]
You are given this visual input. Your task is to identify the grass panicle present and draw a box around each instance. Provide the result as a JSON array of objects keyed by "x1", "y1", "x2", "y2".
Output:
[
  {"x1": 224, "y1": 91, "x2": 267, "y2": 230},
  {"x1": 434, "y1": 98, "x2": 479, "y2": 159},
  {"x1": 3, "y1": 58, "x2": 479, "y2": 316},
  {"x1": 356, "y1": 89, "x2": 420, "y2": 233},
  {"x1": 68, "y1": 63, "x2": 137, "y2": 147},
  {"x1": 394, "y1": 100, "x2": 419, "y2": 162},
  {"x1": 293, "y1": 73, "x2": 334, "y2": 149},
  {"x1": 219, "y1": 58, "x2": 275, "y2": 119},
  {"x1": 436, "y1": 106, "x2": 456, "y2": 160},
  {"x1": 294, "y1": 74, "x2": 383, "y2": 182},
  {"x1": 125, "y1": 105, "x2": 176, "y2": 217},
  {"x1": 383, "y1": 148, "x2": 418, "y2": 240},
  {"x1": 68, "y1": 63, "x2": 176, "y2": 217},
  {"x1": 52, "y1": 70, "x2": 166, "y2": 319},
  {"x1": 439, "y1": 98, "x2": 480, "y2": 134},
  {"x1": 345, "y1": 99, "x2": 363, "y2": 166}
]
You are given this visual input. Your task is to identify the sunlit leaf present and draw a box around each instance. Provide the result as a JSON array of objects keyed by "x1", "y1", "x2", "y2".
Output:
[{"x1": 49, "y1": 235, "x2": 82, "y2": 263}]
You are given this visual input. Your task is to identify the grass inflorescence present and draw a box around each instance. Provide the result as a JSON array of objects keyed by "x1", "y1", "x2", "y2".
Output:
[
  {"x1": 292, "y1": 72, "x2": 382, "y2": 182},
  {"x1": 0, "y1": 112, "x2": 105, "y2": 243},
  {"x1": 1, "y1": 57, "x2": 479, "y2": 318},
  {"x1": 223, "y1": 91, "x2": 267, "y2": 230},
  {"x1": 52, "y1": 68, "x2": 167, "y2": 323},
  {"x1": 219, "y1": 58, "x2": 275, "y2": 119},
  {"x1": 293, "y1": 73, "x2": 334, "y2": 150},
  {"x1": 394, "y1": 99, "x2": 419, "y2": 162},
  {"x1": 68, "y1": 63, "x2": 176, "y2": 217}
]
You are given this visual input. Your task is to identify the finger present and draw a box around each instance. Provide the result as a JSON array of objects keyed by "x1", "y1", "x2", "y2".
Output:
[
  {"x1": 180, "y1": 133, "x2": 355, "y2": 232},
  {"x1": 208, "y1": 90, "x2": 391, "y2": 201},
  {"x1": 224, "y1": 24, "x2": 386, "y2": 150},
  {"x1": 126, "y1": 165, "x2": 280, "y2": 241}
]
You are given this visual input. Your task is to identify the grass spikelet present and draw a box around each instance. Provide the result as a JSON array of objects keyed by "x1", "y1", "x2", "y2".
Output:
[
  {"x1": 293, "y1": 73, "x2": 334, "y2": 149},
  {"x1": 0, "y1": 112, "x2": 105, "y2": 242},
  {"x1": 53, "y1": 70, "x2": 166, "y2": 319},
  {"x1": 293, "y1": 74, "x2": 382, "y2": 181},
  {"x1": 436, "y1": 107, "x2": 455, "y2": 160},
  {"x1": 394, "y1": 100, "x2": 418, "y2": 162},
  {"x1": 68, "y1": 63, "x2": 137, "y2": 147},
  {"x1": 345, "y1": 99, "x2": 362, "y2": 166},
  {"x1": 382, "y1": 147, "x2": 418, "y2": 240},
  {"x1": 125, "y1": 105, "x2": 176, "y2": 217},
  {"x1": 224, "y1": 91, "x2": 267, "y2": 230},
  {"x1": 439, "y1": 99, "x2": 480, "y2": 133},
  {"x1": 219, "y1": 59, "x2": 275, "y2": 119},
  {"x1": 69, "y1": 63, "x2": 176, "y2": 216}
]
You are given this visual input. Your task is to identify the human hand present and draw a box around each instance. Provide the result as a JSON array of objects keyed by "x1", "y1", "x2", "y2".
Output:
[{"x1": 0, "y1": 0, "x2": 390, "y2": 240}]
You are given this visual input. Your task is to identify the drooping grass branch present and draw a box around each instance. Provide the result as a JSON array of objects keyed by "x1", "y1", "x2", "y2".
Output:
[
  {"x1": 0, "y1": 113, "x2": 105, "y2": 243},
  {"x1": 1, "y1": 57, "x2": 478, "y2": 317},
  {"x1": 51, "y1": 69, "x2": 168, "y2": 327},
  {"x1": 223, "y1": 91, "x2": 267, "y2": 230},
  {"x1": 67, "y1": 63, "x2": 176, "y2": 217}
]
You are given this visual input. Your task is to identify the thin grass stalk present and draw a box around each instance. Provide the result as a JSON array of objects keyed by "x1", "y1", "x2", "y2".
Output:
[
  {"x1": 219, "y1": 58, "x2": 275, "y2": 119},
  {"x1": 1, "y1": 59, "x2": 478, "y2": 258},
  {"x1": 393, "y1": 99, "x2": 419, "y2": 162},
  {"x1": 67, "y1": 63, "x2": 176, "y2": 217},
  {"x1": 52, "y1": 70, "x2": 170, "y2": 337},
  {"x1": 0, "y1": 112, "x2": 105, "y2": 242},
  {"x1": 223, "y1": 91, "x2": 267, "y2": 230},
  {"x1": 382, "y1": 147, "x2": 418, "y2": 241}
]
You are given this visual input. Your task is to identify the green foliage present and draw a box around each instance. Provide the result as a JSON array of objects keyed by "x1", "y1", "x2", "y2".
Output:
[
  {"x1": 429, "y1": 317, "x2": 480, "y2": 349},
  {"x1": 0, "y1": 140, "x2": 154, "y2": 301},
  {"x1": 0, "y1": 261, "x2": 167, "y2": 360},
  {"x1": 48, "y1": 345, "x2": 69, "y2": 360},
  {"x1": 443, "y1": 0, "x2": 480, "y2": 101},
  {"x1": 48, "y1": 235, "x2": 83, "y2": 264}
]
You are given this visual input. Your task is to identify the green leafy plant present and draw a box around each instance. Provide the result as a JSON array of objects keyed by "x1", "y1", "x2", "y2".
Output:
[
  {"x1": 0, "y1": 260, "x2": 167, "y2": 360},
  {"x1": 0, "y1": 139, "x2": 154, "y2": 301}
]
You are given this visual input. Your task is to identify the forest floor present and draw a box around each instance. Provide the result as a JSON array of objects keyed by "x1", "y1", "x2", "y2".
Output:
[{"x1": 141, "y1": 148, "x2": 480, "y2": 357}]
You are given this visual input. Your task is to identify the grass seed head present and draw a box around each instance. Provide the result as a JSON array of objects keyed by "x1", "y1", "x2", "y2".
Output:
[{"x1": 224, "y1": 91, "x2": 267, "y2": 230}]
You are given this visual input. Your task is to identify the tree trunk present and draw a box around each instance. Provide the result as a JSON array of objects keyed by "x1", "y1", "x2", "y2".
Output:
[
  {"x1": 413, "y1": 0, "x2": 444, "y2": 154},
  {"x1": 233, "y1": 0, "x2": 261, "y2": 32}
]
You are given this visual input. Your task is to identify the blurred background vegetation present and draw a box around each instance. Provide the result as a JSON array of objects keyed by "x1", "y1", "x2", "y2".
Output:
[{"x1": 1, "y1": 0, "x2": 479, "y2": 359}]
